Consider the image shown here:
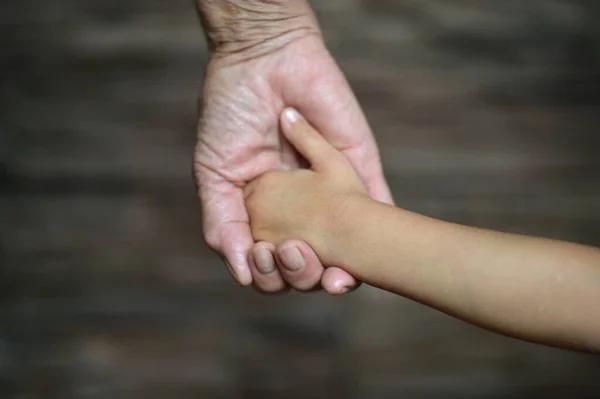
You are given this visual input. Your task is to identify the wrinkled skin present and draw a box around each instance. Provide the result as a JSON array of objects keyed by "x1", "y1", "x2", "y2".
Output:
[{"x1": 194, "y1": 34, "x2": 393, "y2": 293}]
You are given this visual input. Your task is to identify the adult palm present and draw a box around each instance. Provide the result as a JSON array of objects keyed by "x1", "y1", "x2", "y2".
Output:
[{"x1": 195, "y1": 35, "x2": 392, "y2": 292}]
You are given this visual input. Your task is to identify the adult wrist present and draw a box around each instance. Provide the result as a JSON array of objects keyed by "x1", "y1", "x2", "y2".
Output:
[{"x1": 196, "y1": 0, "x2": 320, "y2": 63}]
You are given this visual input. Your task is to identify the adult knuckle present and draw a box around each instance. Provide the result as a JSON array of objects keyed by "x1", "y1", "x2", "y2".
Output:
[
  {"x1": 293, "y1": 279, "x2": 320, "y2": 292},
  {"x1": 253, "y1": 281, "x2": 288, "y2": 295}
]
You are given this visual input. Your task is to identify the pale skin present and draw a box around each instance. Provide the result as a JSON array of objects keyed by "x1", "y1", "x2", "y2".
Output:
[
  {"x1": 245, "y1": 108, "x2": 600, "y2": 353},
  {"x1": 194, "y1": 0, "x2": 393, "y2": 293}
]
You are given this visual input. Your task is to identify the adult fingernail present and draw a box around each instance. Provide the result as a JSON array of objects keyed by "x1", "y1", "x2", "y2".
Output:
[
  {"x1": 254, "y1": 249, "x2": 276, "y2": 275},
  {"x1": 339, "y1": 286, "x2": 351, "y2": 295},
  {"x1": 279, "y1": 246, "x2": 305, "y2": 272},
  {"x1": 283, "y1": 108, "x2": 303, "y2": 124},
  {"x1": 329, "y1": 280, "x2": 352, "y2": 295}
]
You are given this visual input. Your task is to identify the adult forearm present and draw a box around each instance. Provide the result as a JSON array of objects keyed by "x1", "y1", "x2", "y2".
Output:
[
  {"x1": 332, "y1": 198, "x2": 600, "y2": 352},
  {"x1": 195, "y1": 0, "x2": 320, "y2": 62}
]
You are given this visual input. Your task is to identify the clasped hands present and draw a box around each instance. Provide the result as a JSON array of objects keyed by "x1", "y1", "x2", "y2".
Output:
[
  {"x1": 194, "y1": 34, "x2": 392, "y2": 294},
  {"x1": 244, "y1": 108, "x2": 371, "y2": 292}
]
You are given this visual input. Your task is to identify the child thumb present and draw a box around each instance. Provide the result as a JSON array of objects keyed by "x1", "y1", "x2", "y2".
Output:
[{"x1": 280, "y1": 108, "x2": 342, "y2": 172}]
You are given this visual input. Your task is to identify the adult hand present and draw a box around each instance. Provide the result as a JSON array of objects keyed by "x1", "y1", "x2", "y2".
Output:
[{"x1": 194, "y1": 0, "x2": 393, "y2": 293}]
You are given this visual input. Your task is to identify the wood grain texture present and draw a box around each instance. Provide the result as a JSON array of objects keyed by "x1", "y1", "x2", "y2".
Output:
[{"x1": 1, "y1": 1, "x2": 599, "y2": 398}]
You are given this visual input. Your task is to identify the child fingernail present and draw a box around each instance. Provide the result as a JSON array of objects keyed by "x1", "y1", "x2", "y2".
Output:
[
  {"x1": 283, "y1": 108, "x2": 303, "y2": 124},
  {"x1": 280, "y1": 246, "x2": 305, "y2": 271},
  {"x1": 254, "y1": 249, "x2": 276, "y2": 275}
]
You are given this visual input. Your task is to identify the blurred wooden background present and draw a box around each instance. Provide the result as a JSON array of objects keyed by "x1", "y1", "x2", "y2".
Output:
[{"x1": 1, "y1": 0, "x2": 600, "y2": 398}]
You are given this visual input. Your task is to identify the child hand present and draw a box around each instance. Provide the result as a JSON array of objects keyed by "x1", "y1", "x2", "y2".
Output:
[{"x1": 244, "y1": 108, "x2": 369, "y2": 265}]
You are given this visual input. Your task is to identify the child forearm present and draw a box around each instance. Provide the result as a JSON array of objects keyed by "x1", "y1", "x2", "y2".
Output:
[
  {"x1": 245, "y1": 109, "x2": 600, "y2": 353},
  {"x1": 330, "y1": 197, "x2": 600, "y2": 352}
]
